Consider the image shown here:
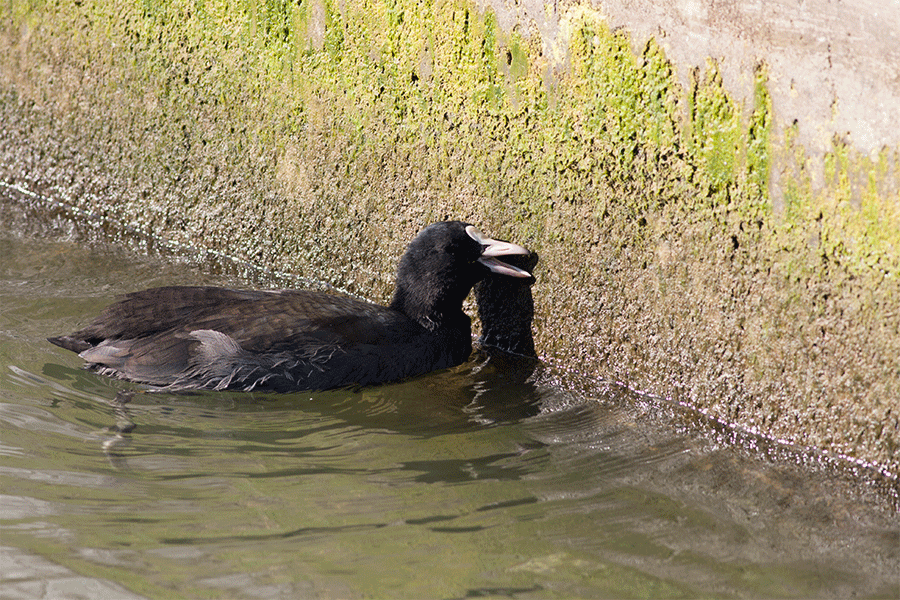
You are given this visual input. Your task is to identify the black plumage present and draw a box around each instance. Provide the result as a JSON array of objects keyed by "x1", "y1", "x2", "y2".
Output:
[
  {"x1": 474, "y1": 251, "x2": 539, "y2": 358},
  {"x1": 48, "y1": 221, "x2": 533, "y2": 391}
]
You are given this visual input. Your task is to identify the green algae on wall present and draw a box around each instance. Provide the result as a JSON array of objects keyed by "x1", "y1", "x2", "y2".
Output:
[
  {"x1": 780, "y1": 132, "x2": 900, "y2": 276},
  {"x1": 1, "y1": 0, "x2": 898, "y2": 475}
]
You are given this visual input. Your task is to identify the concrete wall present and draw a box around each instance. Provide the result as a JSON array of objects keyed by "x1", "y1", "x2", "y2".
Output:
[{"x1": 1, "y1": 0, "x2": 897, "y2": 476}]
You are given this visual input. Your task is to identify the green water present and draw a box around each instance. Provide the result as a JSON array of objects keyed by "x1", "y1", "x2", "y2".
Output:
[{"x1": 1, "y1": 187, "x2": 898, "y2": 598}]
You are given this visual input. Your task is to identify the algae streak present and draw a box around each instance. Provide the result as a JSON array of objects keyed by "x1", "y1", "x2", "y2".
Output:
[{"x1": 1, "y1": 0, "x2": 897, "y2": 474}]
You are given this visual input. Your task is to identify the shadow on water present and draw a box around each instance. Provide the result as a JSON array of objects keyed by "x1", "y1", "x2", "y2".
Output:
[
  {"x1": 31, "y1": 347, "x2": 900, "y2": 597},
  {"x1": 40, "y1": 337, "x2": 900, "y2": 516},
  {"x1": 40, "y1": 349, "x2": 547, "y2": 474},
  {"x1": 2, "y1": 182, "x2": 899, "y2": 598}
]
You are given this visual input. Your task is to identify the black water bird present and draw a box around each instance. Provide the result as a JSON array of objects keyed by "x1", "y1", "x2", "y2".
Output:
[
  {"x1": 474, "y1": 251, "x2": 539, "y2": 358},
  {"x1": 464, "y1": 250, "x2": 543, "y2": 424},
  {"x1": 48, "y1": 221, "x2": 533, "y2": 392}
]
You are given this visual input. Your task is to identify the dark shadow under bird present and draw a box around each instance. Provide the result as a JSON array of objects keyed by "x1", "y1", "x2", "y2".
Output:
[{"x1": 48, "y1": 221, "x2": 534, "y2": 392}]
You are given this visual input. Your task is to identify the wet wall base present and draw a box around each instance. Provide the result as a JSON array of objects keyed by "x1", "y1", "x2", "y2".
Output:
[{"x1": 1, "y1": 0, "x2": 898, "y2": 476}]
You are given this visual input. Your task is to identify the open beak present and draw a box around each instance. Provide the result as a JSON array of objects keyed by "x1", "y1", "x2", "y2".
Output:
[{"x1": 466, "y1": 225, "x2": 533, "y2": 278}]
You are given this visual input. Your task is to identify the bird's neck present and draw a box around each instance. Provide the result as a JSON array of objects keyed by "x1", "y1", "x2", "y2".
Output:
[{"x1": 390, "y1": 286, "x2": 470, "y2": 332}]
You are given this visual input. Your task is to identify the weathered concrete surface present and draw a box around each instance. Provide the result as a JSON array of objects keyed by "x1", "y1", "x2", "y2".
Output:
[
  {"x1": 0, "y1": 0, "x2": 898, "y2": 476},
  {"x1": 487, "y1": 0, "x2": 900, "y2": 153}
]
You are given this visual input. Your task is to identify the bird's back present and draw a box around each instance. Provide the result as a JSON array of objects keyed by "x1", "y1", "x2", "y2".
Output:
[{"x1": 49, "y1": 286, "x2": 473, "y2": 391}]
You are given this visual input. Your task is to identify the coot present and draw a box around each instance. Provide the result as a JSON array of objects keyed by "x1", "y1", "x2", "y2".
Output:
[
  {"x1": 474, "y1": 251, "x2": 539, "y2": 357},
  {"x1": 48, "y1": 221, "x2": 533, "y2": 391}
]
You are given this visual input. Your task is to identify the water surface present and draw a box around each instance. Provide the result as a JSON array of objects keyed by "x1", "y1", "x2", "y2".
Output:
[{"x1": 1, "y1": 186, "x2": 898, "y2": 599}]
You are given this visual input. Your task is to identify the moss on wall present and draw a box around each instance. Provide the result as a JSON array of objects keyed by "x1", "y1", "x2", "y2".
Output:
[{"x1": 1, "y1": 0, "x2": 897, "y2": 475}]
